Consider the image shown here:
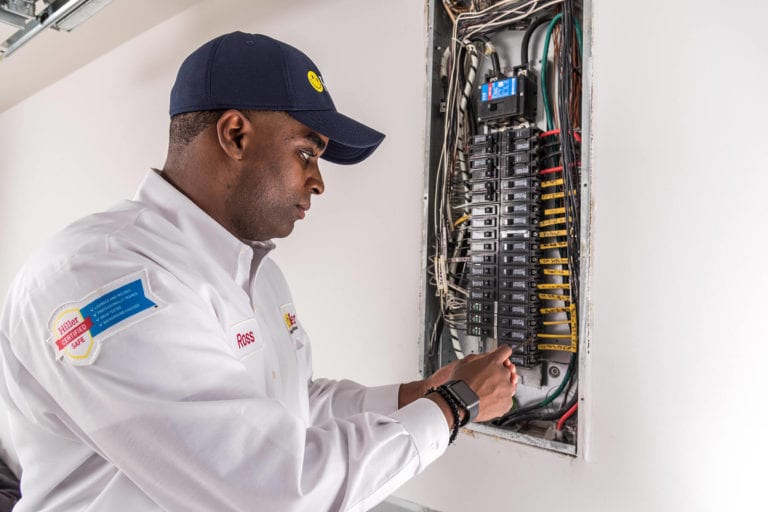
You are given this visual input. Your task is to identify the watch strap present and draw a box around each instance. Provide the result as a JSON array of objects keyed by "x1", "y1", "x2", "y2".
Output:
[{"x1": 426, "y1": 386, "x2": 461, "y2": 444}]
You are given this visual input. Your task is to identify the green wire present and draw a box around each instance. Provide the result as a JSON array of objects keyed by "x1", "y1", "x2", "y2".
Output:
[
  {"x1": 540, "y1": 13, "x2": 561, "y2": 130},
  {"x1": 537, "y1": 353, "x2": 576, "y2": 408},
  {"x1": 574, "y1": 17, "x2": 583, "y2": 53}
]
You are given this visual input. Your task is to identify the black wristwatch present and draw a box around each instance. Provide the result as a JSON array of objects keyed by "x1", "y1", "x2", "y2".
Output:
[{"x1": 442, "y1": 380, "x2": 480, "y2": 426}]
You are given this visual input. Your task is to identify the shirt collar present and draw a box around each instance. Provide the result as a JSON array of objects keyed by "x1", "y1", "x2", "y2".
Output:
[{"x1": 133, "y1": 169, "x2": 275, "y2": 291}]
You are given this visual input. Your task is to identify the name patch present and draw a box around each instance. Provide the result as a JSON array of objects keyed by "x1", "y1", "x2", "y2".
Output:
[
  {"x1": 47, "y1": 271, "x2": 162, "y2": 365},
  {"x1": 229, "y1": 318, "x2": 263, "y2": 358}
]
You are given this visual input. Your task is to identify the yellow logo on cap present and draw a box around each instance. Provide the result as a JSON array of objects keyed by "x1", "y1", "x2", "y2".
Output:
[{"x1": 307, "y1": 70, "x2": 324, "y2": 92}]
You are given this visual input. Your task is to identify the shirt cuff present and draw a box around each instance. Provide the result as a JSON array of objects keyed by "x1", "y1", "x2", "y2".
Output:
[
  {"x1": 362, "y1": 384, "x2": 400, "y2": 415},
  {"x1": 390, "y1": 397, "x2": 449, "y2": 472}
]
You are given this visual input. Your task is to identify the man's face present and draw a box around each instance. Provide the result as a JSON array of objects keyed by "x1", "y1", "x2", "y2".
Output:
[{"x1": 224, "y1": 111, "x2": 328, "y2": 241}]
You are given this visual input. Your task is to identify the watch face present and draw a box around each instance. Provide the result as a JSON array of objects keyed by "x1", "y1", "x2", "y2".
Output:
[
  {"x1": 447, "y1": 380, "x2": 480, "y2": 424},
  {"x1": 449, "y1": 380, "x2": 480, "y2": 408}
]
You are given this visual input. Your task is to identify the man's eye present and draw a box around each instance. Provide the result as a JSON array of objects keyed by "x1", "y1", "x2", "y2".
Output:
[{"x1": 299, "y1": 150, "x2": 316, "y2": 163}]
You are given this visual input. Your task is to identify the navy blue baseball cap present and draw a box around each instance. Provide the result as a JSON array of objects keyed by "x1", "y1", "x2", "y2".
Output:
[{"x1": 169, "y1": 32, "x2": 385, "y2": 165}]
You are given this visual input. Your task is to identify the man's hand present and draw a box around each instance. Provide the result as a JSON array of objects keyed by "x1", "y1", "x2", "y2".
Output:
[
  {"x1": 398, "y1": 346, "x2": 518, "y2": 423},
  {"x1": 448, "y1": 346, "x2": 518, "y2": 422}
]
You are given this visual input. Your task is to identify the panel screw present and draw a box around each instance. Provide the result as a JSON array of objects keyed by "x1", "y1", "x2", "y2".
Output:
[{"x1": 549, "y1": 366, "x2": 561, "y2": 378}]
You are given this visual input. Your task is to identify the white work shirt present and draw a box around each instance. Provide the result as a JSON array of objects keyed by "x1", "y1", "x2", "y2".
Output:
[{"x1": 0, "y1": 170, "x2": 448, "y2": 511}]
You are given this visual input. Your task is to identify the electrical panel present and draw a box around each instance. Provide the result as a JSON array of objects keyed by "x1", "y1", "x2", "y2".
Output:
[{"x1": 423, "y1": 0, "x2": 588, "y2": 455}]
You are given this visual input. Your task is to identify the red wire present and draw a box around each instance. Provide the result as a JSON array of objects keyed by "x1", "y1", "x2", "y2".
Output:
[
  {"x1": 540, "y1": 165, "x2": 563, "y2": 175},
  {"x1": 539, "y1": 129, "x2": 582, "y2": 143},
  {"x1": 556, "y1": 403, "x2": 578, "y2": 431}
]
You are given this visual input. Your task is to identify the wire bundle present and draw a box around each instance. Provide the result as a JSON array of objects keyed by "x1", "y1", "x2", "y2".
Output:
[{"x1": 555, "y1": 0, "x2": 582, "y2": 314}]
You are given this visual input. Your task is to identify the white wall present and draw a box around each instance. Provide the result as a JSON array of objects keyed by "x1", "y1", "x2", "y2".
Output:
[{"x1": 0, "y1": 0, "x2": 765, "y2": 511}]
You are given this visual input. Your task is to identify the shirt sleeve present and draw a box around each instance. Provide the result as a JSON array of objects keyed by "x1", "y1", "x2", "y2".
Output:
[
  {"x1": 5, "y1": 255, "x2": 449, "y2": 512},
  {"x1": 308, "y1": 379, "x2": 400, "y2": 424}
]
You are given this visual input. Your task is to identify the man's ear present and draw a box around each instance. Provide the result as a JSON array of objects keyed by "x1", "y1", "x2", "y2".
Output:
[{"x1": 216, "y1": 110, "x2": 251, "y2": 160}]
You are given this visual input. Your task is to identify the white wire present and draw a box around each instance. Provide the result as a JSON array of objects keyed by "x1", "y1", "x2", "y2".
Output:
[{"x1": 463, "y1": 1, "x2": 565, "y2": 40}]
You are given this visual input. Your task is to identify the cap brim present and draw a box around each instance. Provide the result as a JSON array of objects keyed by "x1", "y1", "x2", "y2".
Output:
[{"x1": 288, "y1": 110, "x2": 385, "y2": 165}]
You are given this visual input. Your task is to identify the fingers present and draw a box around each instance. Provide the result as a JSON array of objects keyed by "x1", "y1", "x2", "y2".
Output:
[
  {"x1": 503, "y1": 358, "x2": 518, "y2": 386},
  {"x1": 492, "y1": 345, "x2": 513, "y2": 362}
]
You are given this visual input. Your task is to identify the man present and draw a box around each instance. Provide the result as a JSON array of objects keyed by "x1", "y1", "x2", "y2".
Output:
[{"x1": 0, "y1": 32, "x2": 517, "y2": 511}]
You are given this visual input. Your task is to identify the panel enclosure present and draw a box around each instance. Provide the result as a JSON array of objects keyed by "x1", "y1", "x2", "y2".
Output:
[{"x1": 421, "y1": 0, "x2": 592, "y2": 456}]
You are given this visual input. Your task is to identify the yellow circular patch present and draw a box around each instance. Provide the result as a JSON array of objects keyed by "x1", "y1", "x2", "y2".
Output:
[{"x1": 307, "y1": 71, "x2": 324, "y2": 92}]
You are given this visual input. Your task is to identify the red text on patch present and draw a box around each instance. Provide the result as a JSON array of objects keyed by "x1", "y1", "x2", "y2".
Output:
[
  {"x1": 55, "y1": 317, "x2": 93, "y2": 351},
  {"x1": 237, "y1": 331, "x2": 256, "y2": 349}
]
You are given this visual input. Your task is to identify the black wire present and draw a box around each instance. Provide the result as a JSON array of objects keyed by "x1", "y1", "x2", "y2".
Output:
[
  {"x1": 521, "y1": 16, "x2": 553, "y2": 67},
  {"x1": 490, "y1": 51, "x2": 502, "y2": 78},
  {"x1": 467, "y1": 101, "x2": 478, "y2": 136},
  {"x1": 492, "y1": 400, "x2": 545, "y2": 427},
  {"x1": 533, "y1": 393, "x2": 578, "y2": 422},
  {"x1": 497, "y1": 388, "x2": 578, "y2": 427},
  {"x1": 428, "y1": 312, "x2": 445, "y2": 375}
]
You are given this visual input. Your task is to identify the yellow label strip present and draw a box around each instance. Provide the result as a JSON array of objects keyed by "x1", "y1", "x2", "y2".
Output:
[
  {"x1": 539, "y1": 229, "x2": 568, "y2": 238},
  {"x1": 537, "y1": 343, "x2": 577, "y2": 352},
  {"x1": 542, "y1": 190, "x2": 577, "y2": 200},
  {"x1": 538, "y1": 293, "x2": 571, "y2": 301},
  {"x1": 539, "y1": 217, "x2": 567, "y2": 227},
  {"x1": 540, "y1": 241, "x2": 568, "y2": 249},
  {"x1": 539, "y1": 258, "x2": 568, "y2": 265},
  {"x1": 541, "y1": 178, "x2": 564, "y2": 188},
  {"x1": 542, "y1": 320, "x2": 570, "y2": 326},
  {"x1": 539, "y1": 306, "x2": 570, "y2": 314},
  {"x1": 569, "y1": 303, "x2": 578, "y2": 350},
  {"x1": 453, "y1": 214, "x2": 470, "y2": 228},
  {"x1": 538, "y1": 283, "x2": 570, "y2": 290}
]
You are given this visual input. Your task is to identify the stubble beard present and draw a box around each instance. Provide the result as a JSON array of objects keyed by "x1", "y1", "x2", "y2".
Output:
[{"x1": 225, "y1": 166, "x2": 295, "y2": 242}]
